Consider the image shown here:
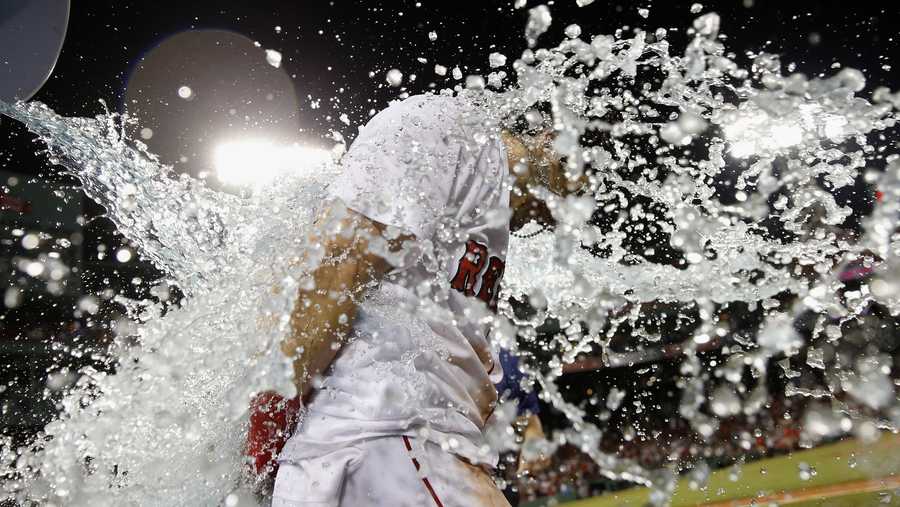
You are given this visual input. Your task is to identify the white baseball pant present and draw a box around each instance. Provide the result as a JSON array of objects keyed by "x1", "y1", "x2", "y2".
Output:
[{"x1": 272, "y1": 436, "x2": 510, "y2": 507}]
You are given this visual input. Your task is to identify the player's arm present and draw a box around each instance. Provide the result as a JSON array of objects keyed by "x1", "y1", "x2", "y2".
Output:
[{"x1": 280, "y1": 205, "x2": 403, "y2": 400}]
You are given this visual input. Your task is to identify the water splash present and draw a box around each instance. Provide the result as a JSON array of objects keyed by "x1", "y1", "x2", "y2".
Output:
[
  {"x1": 1, "y1": 4, "x2": 900, "y2": 506},
  {"x1": 489, "y1": 4, "x2": 899, "y2": 501},
  {"x1": 0, "y1": 100, "x2": 338, "y2": 505}
]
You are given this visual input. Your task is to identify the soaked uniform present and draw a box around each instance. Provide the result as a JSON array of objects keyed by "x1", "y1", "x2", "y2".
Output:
[{"x1": 274, "y1": 93, "x2": 512, "y2": 507}]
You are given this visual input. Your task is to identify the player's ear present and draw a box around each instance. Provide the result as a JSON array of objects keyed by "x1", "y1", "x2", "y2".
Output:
[
  {"x1": 501, "y1": 130, "x2": 533, "y2": 199},
  {"x1": 501, "y1": 131, "x2": 529, "y2": 167}
]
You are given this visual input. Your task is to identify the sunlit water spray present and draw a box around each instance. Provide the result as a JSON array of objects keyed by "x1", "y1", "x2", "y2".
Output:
[{"x1": 2, "y1": 5, "x2": 900, "y2": 506}]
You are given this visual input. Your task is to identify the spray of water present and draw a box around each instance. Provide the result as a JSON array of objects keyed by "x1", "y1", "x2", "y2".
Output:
[
  {"x1": 2, "y1": 4, "x2": 900, "y2": 506},
  {"x1": 0, "y1": 100, "x2": 337, "y2": 505}
]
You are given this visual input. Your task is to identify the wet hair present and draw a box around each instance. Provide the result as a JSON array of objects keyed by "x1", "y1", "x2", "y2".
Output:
[{"x1": 504, "y1": 101, "x2": 554, "y2": 136}]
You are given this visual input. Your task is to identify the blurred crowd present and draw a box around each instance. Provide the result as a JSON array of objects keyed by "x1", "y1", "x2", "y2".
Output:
[{"x1": 509, "y1": 396, "x2": 807, "y2": 503}]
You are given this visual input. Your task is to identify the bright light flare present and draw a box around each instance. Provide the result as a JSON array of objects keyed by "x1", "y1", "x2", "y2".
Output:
[
  {"x1": 213, "y1": 140, "x2": 331, "y2": 187},
  {"x1": 723, "y1": 111, "x2": 805, "y2": 158},
  {"x1": 771, "y1": 123, "x2": 804, "y2": 147},
  {"x1": 723, "y1": 103, "x2": 852, "y2": 158}
]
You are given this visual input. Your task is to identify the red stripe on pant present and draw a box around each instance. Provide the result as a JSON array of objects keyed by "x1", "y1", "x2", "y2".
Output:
[{"x1": 402, "y1": 436, "x2": 445, "y2": 507}]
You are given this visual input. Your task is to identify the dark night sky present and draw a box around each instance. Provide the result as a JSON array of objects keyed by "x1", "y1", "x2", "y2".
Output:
[{"x1": 24, "y1": 0, "x2": 900, "y2": 141}]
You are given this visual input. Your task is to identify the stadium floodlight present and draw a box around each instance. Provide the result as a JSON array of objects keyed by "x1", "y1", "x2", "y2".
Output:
[{"x1": 213, "y1": 139, "x2": 331, "y2": 187}]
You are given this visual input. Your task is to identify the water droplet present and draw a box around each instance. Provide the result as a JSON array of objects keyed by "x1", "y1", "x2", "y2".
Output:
[
  {"x1": 386, "y1": 68, "x2": 404, "y2": 87},
  {"x1": 265, "y1": 49, "x2": 283, "y2": 68}
]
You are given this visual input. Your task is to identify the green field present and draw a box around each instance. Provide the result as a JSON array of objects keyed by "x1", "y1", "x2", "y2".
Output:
[{"x1": 530, "y1": 433, "x2": 900, "y2": 506}]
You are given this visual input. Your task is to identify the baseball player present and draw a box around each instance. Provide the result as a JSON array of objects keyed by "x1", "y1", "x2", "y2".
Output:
[{"x1": 271, "y1": 92, "x2": 576, "y2": 506}]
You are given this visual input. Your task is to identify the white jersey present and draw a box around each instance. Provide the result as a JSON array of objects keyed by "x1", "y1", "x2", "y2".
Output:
[{"x1": 281, "y1": 93, "x2": 511, "y2": 467}]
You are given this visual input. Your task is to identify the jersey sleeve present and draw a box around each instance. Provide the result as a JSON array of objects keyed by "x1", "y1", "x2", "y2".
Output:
[
  {"x1": 329, "y1": 95, "x2": 461, "y2": 239},
  {"x1": 496, "y1": 349, "x2": 540, "y2": 416}
]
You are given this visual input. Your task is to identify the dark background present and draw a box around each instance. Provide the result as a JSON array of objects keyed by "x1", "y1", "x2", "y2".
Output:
[
  {"x1": 1, "y1": 0, "x2": 898, "y2": 457},
  {"x1": 18, "y1": 0, "x2": 900, "y2": 136}
]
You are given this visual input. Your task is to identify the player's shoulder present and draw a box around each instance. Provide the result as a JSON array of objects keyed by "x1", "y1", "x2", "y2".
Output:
[
  {"x1": 390, "y1": 91, "x2": 459, "y2": 109},
  {"x1": 377, "y1": 92, "x2": 462, "y2": 123}
]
